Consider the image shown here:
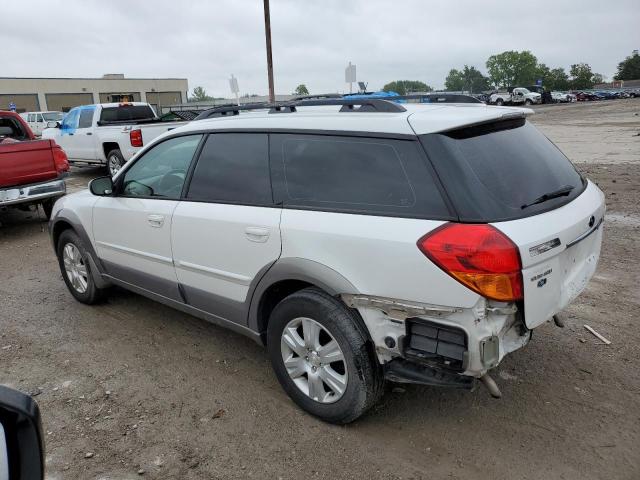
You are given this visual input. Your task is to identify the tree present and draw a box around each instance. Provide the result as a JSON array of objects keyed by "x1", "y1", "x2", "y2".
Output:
[
  {"x1": 614, "y1": 50, "x2": 640, "y2": 80},
  {"x1": 382, "y1": 80, "x2": 432, "y2": 95},
  {"x1": 546, "y1": 67, "x2": 570, "y2": 91},
  {"x1": 293, "y1": 84, "x2": 309, "y2": 96},
  {"x1": 592, "y1": 73, "x2": 605, "y2": 85},
  {"x1": 189, "y1": 86, "x2": 213, "y2": 102},
  {"x1": 445, "y1": 65, "x2": 491, "y2": 93},
  {"x1": 486, "y1": 50, "x2": 538, "y2": 88},
  {"x1": 569, "y1": 63, "x2": 596, "y2": 90}
]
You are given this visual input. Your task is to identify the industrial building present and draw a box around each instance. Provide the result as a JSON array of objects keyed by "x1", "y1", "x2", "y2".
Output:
[{"x1": 0, "y1": 74, "x2": 188, "y2": 113}]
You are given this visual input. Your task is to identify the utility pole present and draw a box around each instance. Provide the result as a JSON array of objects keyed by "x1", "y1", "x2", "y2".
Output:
[{"x1": 263, "y1": 0, "x2": 275, "y2": 104}]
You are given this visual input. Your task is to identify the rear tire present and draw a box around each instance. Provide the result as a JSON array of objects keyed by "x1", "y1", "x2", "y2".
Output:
[
  {"x1": 56, "y1": 230, "x2": 107, "y2": 304},
  {"x1": 106, "y1": 149, "x2": 125, "y2": 177},
  {"x1": 267, "y1": 287, "x2": 384, "y2": 424}
]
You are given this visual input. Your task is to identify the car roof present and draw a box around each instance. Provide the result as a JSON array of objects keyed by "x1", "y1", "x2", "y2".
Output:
[{"x1": 169, "y1": 103, "x2": 533, "y2": 137}]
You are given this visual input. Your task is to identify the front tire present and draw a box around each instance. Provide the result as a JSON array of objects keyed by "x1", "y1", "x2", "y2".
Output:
[
  {"x1": 267, "y1": 288, "x2": 384, "y2": 424},
  {"x1": 525, "y1": 99, "x2": 533, "y2": 105},
  {"x1": 56, "y1": 230, "x2": 106, "y2": 304},
  {"x1": 106, "y1": 149, "x2": 125, "y2": 177},
  {"x1": 496, "y1": 98, "x2": 504, "y2": 106}
]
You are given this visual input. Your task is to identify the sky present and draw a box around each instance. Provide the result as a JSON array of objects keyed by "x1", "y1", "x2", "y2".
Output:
[{"x1": 2, "y1": 0, "x2": 638, "y2": 97}]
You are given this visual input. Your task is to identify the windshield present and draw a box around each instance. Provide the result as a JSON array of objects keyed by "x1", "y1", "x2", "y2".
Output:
[
  {"x1": 42, "y1": 112, "x2": 63, "y2": 121},
  {"x1": 420, "y1": 119, "x2": 586, "y2": 222}
]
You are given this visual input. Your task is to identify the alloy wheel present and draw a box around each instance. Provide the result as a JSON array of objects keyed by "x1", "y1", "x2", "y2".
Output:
[
  {"x1": 108, "y1": 155, "x2": 122, "y2": 176},
  {"x1": 280, "y1": 317, "x2": 348, "y2": 403},
  {"x1": 62, "y1": 243, "x2": 88, "y2": 293}
]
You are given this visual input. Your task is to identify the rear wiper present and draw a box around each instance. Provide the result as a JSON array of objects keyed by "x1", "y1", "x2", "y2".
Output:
[{"x1": 521, "y1": 185, "x2": 574, "y2": 209}]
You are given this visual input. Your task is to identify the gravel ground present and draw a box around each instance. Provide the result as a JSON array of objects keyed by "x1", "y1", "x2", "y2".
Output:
[{"x1": 1, "y1": 99, "x2": 639, "y2": 480}]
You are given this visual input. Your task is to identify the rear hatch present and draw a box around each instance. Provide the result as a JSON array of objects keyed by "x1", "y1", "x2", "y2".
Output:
[
  {"x1": 418, "y1": 116, "x2": 605, "y2": 328},
  {"x1": 0, "y1": 139, "x2": 57, "y2": 188}
]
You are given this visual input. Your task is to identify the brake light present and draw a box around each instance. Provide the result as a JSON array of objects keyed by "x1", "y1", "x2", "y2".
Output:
[
  {"x1": 130, "y1": 129, "x2": 143, "y2": 147},
  {"x1": 417, "y1": 223, "x2": 523, "y2": 302},
  {"x1": 52, "y1": 143, "x2": 69, "y2": 174}
]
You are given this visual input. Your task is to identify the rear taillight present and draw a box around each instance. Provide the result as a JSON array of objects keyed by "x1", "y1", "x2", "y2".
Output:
[
  {"x1": 52, "y1": 143, "x2": 69, "y2": 173},
  {"x1": 130, "y1": 129, "x2": 143, "y2": 147},
  {"x1": 417, "y1": 223, "x2": 523, "y2": 302}
]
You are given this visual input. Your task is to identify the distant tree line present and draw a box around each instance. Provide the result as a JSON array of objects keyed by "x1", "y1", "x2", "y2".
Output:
[{"x1": 381, "y1": 50, "x2": 639, "y2": 94}]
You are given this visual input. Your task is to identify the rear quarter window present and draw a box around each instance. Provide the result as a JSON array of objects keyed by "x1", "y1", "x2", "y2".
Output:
[
  {"x1": 270, "y1": 134, "x2": 453, "y2": 220},
  {"x1": 420, "y1": 119, "x2": 586, "y2": 222}
]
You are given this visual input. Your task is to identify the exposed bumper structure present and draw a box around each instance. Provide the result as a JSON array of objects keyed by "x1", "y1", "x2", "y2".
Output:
[
  {"x1": 343, "y1": 294, "x2": 532, "y2": 385},
  {"x1": 0, "y1": 178, "x2": 66, "y2": 207}
]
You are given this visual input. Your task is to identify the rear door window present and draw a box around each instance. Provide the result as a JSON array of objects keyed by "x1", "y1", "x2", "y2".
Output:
[
  {"x1": 420, "y1": 119, "x2": 585, "y2": 222},
  {"x1": 270, "y1": 134, "x2": 452, "y2": 219}
]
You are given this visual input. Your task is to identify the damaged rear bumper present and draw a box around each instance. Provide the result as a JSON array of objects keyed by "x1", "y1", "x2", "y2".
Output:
[{"x1": 342, "y1": 293, "x2": 532, "y2": 386}]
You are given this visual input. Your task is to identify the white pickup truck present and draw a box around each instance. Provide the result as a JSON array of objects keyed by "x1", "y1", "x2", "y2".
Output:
[
  {"x1": 489, "y1": 88, "x2": 541, "y2": 106},
  {"x1": 42, "y1": 102, "x2": 188, "y2": 175}
]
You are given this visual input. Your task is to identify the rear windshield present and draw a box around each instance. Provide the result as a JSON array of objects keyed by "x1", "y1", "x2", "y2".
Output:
[
  {"x1": 99, "y1": 105, "x2": 155, "y2": 123},
  {"x1": 420, "y1": 119, "x2": 585, "y2": 222}
]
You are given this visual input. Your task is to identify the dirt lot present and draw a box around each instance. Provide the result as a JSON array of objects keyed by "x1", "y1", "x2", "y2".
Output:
[{"x1": 1, "y1": 99, "x2": 639, "y2": 479}]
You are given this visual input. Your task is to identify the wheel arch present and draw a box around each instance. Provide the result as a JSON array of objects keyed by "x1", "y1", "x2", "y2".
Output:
[
  {"x1": 50, "y1": 209, "x2": 111, "y2": 288},
  {"x1": 102, "y1": 142, "x2": 121, "y2": 160},
  {"x1": 248, "y1": 258, "x2": 361, "y2": 343}
]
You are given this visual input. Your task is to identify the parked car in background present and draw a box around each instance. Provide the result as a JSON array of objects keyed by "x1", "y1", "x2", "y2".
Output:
[
  {"x1": 524, "y1": 86, "x2": 552, "y2": 104},
  {"x1": 574, "y1": 91, "x2": 601, "y2": 101},
  {"x1": 1, "y1": 110, "x2": 69, "y2": 219},
  {"x1": 20, "y1": 111, "x2": 64, "y2": 136},
  {"x1": 551, "y1": 91, "x2": 576, "y2": 103},
  {"x1": 489, "y1": 87, "x2": 541, "y2": 106},
  {"x1": 50, "y1": 98, "x2": 604, "y2": 423},
  {"x1": 594, "y1": 90, "x2": 617, "y2": 100},
  {"x1": 42, "y1": 102, "x2": 189, "y2": 176}
]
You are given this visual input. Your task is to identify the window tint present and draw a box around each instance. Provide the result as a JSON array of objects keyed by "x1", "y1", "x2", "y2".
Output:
[
  {"x1": 27, "y1": 114, "x2": 35, "y2": 122},
  {"x1": 78, "y1": 108, "x2": 94, "y2": 128},
  {"x1": 100, "y1": 105, "x2": 155, "y2": 123},
  {"x1": 420, "y1": 120, "x2": 585, "y2": 222},
  {"x1": 271, "y1": 134, "x2": 451, "y2": 219},
  {"x1": 121, "y1": 135, "x2": 202, "y2": 198},
  {"x1": 186, "y1": 133, "x2": 272, "y2": 205}
]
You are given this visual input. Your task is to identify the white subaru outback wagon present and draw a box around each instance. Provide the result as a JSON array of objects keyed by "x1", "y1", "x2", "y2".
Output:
[{"x1": 50, "y1": 98, "x2": 605, "y2": 423}]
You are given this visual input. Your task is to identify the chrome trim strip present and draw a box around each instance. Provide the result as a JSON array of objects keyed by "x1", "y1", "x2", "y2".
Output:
[
  {"x1": 95, "y1": 241, "x2": 173, "y2": 264},
  {"x1": 566, "y1": 217, "x2": 604, "y2": 249},
  {"x1": 176, "y1": 260, "x2": 251, "y2": 285}
]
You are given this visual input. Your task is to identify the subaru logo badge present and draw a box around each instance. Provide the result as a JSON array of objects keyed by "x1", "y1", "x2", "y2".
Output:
[
  {"x1": 588, "y1": 216, "x2": 595, "y2": 228},
  {"x1": 537, "y1": 278, "x2": 547, "y2": 288}
]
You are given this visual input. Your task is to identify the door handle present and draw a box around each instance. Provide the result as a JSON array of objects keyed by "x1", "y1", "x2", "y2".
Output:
[
  {"x1": 245, "y1": 227, "x2": 270, "y2": 243},
  {"x1": 86, "y1": 132, "x2": 93, "y2": 135},
  {"x1": 147, "y1": 214, "x2": 165, "y2": 228}
]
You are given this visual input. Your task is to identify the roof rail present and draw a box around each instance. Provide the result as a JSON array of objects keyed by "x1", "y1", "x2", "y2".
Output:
[
  {"x1": 194, "y1": 102, "x2": 272, "y2": 120},
  {"x1": 292, "y1": 93, "x2": 342, "y2": 101},
  {"x1": 194, "y1": 98, "x2": 407, "y2": 120},
  {"x1": 290, "y1": 98, "x2": 407, "y2": 113}
]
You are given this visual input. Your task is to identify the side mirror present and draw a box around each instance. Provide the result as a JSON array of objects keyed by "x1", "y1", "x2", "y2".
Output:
[
  {"x1": 89, "y1": 176, "x2": 114, "y2": 196},
  {"x1": 0, "y1": 385, "x2": 45, "y2": 480},
  {"x1": 45, "y1": 122, "x2": 59, "y2": 129}
]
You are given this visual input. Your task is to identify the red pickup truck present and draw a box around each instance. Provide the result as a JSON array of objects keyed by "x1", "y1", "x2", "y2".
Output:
[{"x1": 0, "y1": 111, "x2": 69, "y2": 219}]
